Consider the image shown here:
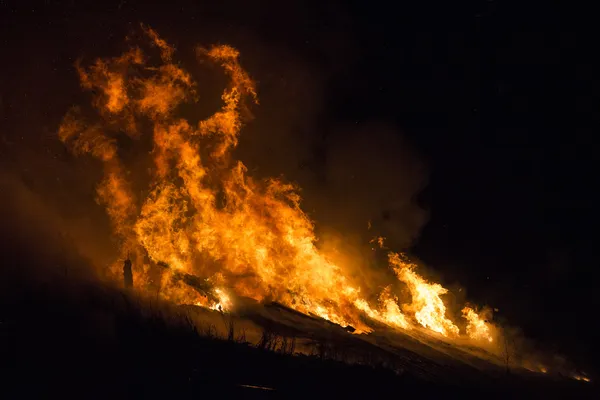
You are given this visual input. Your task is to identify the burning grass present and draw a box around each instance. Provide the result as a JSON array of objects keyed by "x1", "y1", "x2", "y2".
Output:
[{"x1": 1, "y1": 256, "x2": 593, "y2": 398}]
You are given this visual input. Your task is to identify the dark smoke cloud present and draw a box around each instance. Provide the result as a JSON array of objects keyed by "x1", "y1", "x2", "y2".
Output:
[{"x1": 229, "y1": 34, "x2": 429, "y2": 255}]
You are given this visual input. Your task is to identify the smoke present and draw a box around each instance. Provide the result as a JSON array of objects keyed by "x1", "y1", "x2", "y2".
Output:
[
  {"x1": 0, "y1": 172, "x2": 113, "y2": 281},
  {"x1": 2, "y1": 23, "x2": 471, "y2": 336},
  {"x1": 319, "y1": 122, "x2": 428, "y2": 245},
  {"x1": 1, "y1": 21, "x2": 428, "y2": 312},
  {"x1": 3, "y1": 22, "x2": 590, "y2": 381},
  {"x1": 309, "y1": 122, "x2": 429, "y2": 295},
  {"x1": 229, "y1": 37, "x2": 429, "y2": 280}
]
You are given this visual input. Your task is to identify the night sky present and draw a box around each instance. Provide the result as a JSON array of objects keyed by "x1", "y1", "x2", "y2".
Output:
[{"x1": 1, "y1": 1, "x2": 597, "y2": 366}]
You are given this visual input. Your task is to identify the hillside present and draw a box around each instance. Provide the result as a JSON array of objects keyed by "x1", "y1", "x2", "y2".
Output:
[{"x1": 1, "y1": 251, "x2": 594, "y2": 399}]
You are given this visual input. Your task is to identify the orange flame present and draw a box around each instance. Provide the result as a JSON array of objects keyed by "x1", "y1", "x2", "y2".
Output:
[
  {"x1": 573, "y1": 374, "x2": 591, "y2": 383},
  {"x1": 59, "y1": 26, "x2": 498, "y2": 343}
]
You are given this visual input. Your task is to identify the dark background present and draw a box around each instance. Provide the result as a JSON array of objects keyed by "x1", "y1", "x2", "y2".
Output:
[{"x1": 1, "y1": 0, "x2": 597, "y2": 368}]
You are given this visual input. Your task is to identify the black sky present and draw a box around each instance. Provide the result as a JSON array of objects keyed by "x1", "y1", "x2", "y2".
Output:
[{"x1": 1, "y1": 0, "x2": 598, "y2": 366}]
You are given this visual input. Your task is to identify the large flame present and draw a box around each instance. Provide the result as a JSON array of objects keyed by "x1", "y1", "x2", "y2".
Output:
[{"x1": 59, "y1": 26, "x2": 495, "y2": 342}]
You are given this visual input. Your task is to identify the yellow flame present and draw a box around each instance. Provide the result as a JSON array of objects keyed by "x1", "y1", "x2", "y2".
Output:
[
  {"x1": 211, "y1": 288, "x2": 233, "y2": 312},
  {"x1": 379, "y1": 286, "x2": 411, "y2": 329},
  {"x1": 462, "y1": 306, "x2": 493, "y2": 343},
  {"x1": 389, "y1": 253, "x2": 459, "y2": 336}
]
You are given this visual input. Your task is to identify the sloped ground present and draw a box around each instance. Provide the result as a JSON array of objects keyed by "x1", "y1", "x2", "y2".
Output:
[
  {"x1": 0, "y1": 208, "x2": 594, "y2": 399},
  {"x1": 220, "y1": 298, "x2": 595, "y2": 392},
  {"x1": 1, "y1": 258, "x2": 595, "y2": 400}
]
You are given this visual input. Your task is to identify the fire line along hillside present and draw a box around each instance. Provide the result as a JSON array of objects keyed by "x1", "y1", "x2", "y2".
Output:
[
  {"x1": 0, "y1": 19, "x2": 595, "y2": 399},
  {"x1": 0, "y1": 237, "x2": 594, "y2": 398}
]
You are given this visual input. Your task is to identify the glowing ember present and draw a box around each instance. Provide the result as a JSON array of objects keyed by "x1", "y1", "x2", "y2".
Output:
[
  {"x1": 573, "y1": 374, "x2": 591, "y2": 383},
  {"x1": 462, "y1": 307, "x2": 493, "y2": 343},
  {"x1": 370, "y1": 236, "x2": 386, "y2": 250}
]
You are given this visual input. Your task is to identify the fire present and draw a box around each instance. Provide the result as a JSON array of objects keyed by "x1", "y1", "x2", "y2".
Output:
[
  {"x1": 193, "y1": 288, "x2": 232, "y2": 312},
  {"x1": 573, "y1": 374, "x2": 591, "y2": 383},
  {"x1": 462, "y1": 307, "x2": 493, "y2": 343},
  {"x1": 379, "y1": 286, "x2": 411, "y2": 329},
  {"x1": 370, "y1": 236, "x2": 386, "y2": 250},
  {"x1": 389, "y1": 253, "x2": 459, "y2": 336},
  {"x1": 353, "y1": 290, "x2": 410, "y2": 331},
  {"x1": 210, "y1": 288, "x2": 232, "y2": 312},
  {"x1": 58, "y1": 26, "x2": 497, "y2": 344}
]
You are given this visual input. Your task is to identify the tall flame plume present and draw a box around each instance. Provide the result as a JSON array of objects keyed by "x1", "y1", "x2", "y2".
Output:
[{"x1": 59, "y1": 26, "x2": 494, "y2": 343}]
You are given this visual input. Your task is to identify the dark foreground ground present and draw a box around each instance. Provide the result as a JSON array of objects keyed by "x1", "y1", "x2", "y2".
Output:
[{"x1": 0, "y1": 232, "x2": 596, "y2": 399}]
